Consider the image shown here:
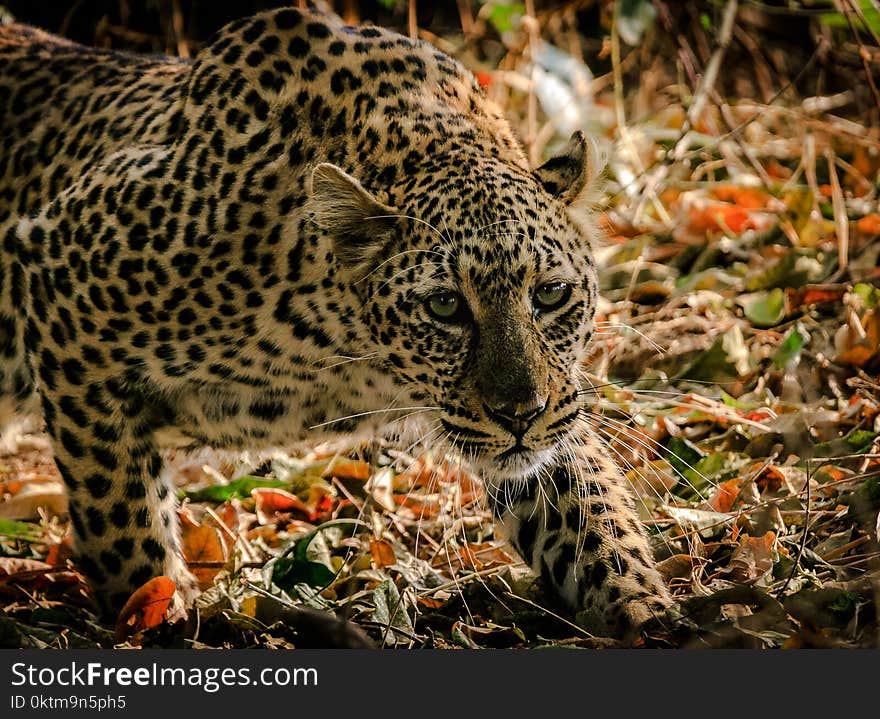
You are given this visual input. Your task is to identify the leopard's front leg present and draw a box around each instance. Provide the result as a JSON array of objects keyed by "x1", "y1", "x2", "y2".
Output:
[
  {"x1": 40, "y1": 381, "x2": 198, "y2": 617},
  {"x1": 491, "y1": 436, "x2": 672, "y2": 638}
]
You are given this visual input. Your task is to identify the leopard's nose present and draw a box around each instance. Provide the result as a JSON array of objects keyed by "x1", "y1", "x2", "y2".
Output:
[{"x1": 483, "y1": 396, "x2": 548, "y2": 439}]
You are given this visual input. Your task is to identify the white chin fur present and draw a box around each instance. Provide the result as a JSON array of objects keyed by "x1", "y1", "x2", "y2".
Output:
[{"x1": 475, "y1": 447, "x2": 558, "y2": 484}]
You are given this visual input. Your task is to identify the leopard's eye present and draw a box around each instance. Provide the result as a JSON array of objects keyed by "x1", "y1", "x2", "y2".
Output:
[
  {"x1": 533, "y1": 282, "x2": 572, "y2": 312},
  {"x1": 425, "y1": 291, "x2": 469, "y2": 324}
]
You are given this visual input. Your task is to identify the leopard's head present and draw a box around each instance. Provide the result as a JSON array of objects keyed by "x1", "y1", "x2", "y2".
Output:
[{"x1": 308, "y1": 132, "x2": 602, "y2": 485}]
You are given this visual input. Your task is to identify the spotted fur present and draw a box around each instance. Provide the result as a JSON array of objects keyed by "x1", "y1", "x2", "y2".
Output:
[{"x1": 0, "y1": 8, "x2": 670, "y2": 636}]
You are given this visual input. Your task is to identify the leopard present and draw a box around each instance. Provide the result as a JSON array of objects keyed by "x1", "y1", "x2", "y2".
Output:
[{"x1": 0, "y1": 6, "x2": 671, "y2": 639}]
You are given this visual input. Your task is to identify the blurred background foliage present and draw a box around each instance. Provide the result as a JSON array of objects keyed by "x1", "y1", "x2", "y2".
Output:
[{"x1": 1, "y1": 1, "x2": 878, "y2": 117}]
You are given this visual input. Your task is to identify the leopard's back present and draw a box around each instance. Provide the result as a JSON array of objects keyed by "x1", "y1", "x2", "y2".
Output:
[{"x1": 0, "y1": 23, "x2": 189, "y2": 218}]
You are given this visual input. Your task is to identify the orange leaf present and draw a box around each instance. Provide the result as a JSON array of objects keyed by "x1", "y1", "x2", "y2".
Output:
[
  {"x1": 321, "y1": 457, "x2": 371, "y2": 481},
  {"x1": 785, "y1": 285, "x2": 846, "y2": 312},
  {"x1": 370, "y1": 539, "x2": 396, "y2": 568},
  {"x1": 44, "y1": 535, "x2": 74, "y2": 566},
  {"x1": 712, "y1": 185, "x2": 769, "y2": 209},
  {"x1": 464, "y1": 542, "x2": 513, "y2": 569},
  {"x1": 181, "y1": 524, "x2": 227, "y2": 589},
  {"x1": 766, "y1": 160, "x2": 792, "y2": 179},
  {"x1": 394, "y1": 493, "x2": 440, "y2": 518},
  {"x1": 252, "y1": 487, "x2": 310, "y2": 524},
  {"x1": 689, "y1": 203, "x2": 753, "y2": 234},
  {"x1": 417, "y1": 596, "x2": 445, "y2": 609},
  {"x1": 857, "y1": 214, "x2": 880, "y2": 238},
  {"x1": 729, "y1": 531, "x2": 777, "y2": 582},
  {"x1": 709, "y1": 478, "x2": 742, "y2": 513},
  {"x1": 115, "y1": 576, "x2": 176, "y2": 641}
]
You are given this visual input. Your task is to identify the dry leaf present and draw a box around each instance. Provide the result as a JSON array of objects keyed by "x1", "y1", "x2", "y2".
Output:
[
  {"x1": 321, "y1": 457, "x2": 371, "y2": 481},
  {"x1": 0, "y1": 482, "x2": 67, "y2": 520},
  {"x1": 729, "y1": 531, "x2": 778, "y2": 584},
  {"x1": 0, "y1": 557, "x2": 52, "y2": 577},
  {"x1": 709, "y1": 478, "x2": 742, "y2": 513},
  {"x1": 181, "y1": 523, "x2": 227, "y2": 589},
  {"x1": 115, "y1": 576, "x2": 176, "y2": 641},
  {"x1": 370, "y1": 539, "x2": 396, "y2": 568},
  {"x1": 252, "y1": 487, "x2": 310, "y2": 525}
]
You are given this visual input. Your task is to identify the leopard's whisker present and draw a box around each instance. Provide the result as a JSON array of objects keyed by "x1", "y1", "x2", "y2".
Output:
[
  {"x1": 578, "y1": 409, "x2": 719, "y2": 493},
  {"x1": 592, "y1": 323, "x2": 667, "y2": 354},
  {"x1": 311, "y1": 351, "x2": 379, "y2": 370},
  {"x1": 365, "y1": 212, "x2": 450, "y2": 245},
  {"x1": 360, "y1": 247, "x2": 445, "y2": 281},
  {"x1": 309, "y1": 405, "x2": 440, "y2": 430}
]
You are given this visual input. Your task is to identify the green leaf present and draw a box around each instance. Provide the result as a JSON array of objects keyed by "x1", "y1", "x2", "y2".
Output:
[
  {"x1": 821, "y1": 1, "x2": 880, "y2": 34},
  {"x1": 720, "y1": 389, "x2": 760, "y2": 410},
  {"x1": 744, "y1": 288, "x2": 786, "y2": 328},
  {"x1": 376, "y1": 0, "x2": 399, "y2": 9},
  {"x1": 813, "y1": 429, "x2": 878, "y2": 458},
  {"x1": 373, "y1": 579, "x2": 415, "y2": 645},
  {"x1": 677, "y1": 326, "x2": 750, "y2": 383},
  {"x1": 269, "y1": 519, "x2": 365, "y2": 591},
  {"x1": 680, "y1": 451, "x2": 748, "y2": 498},
  {"x1": 483, "y1": 1, "x2": 525, "y2": 35},
  {"x1": 853, "y1": 283, "x2": 880, "y2": 309},
  {"x1": 827, "y1": 591, "x2": 859, "y2": 618},
  {"x1": 744, "y1": 251, "x2": 802, "y2": 291},
  {"x1": 271, "y1": 557, "x2": 336, "y2": 590},
  {"x1": 0, "y1": 518, "x2": 43, "y2": 542},
  {"x1": 665, "y1": 437, "x2": 707, "y2": 483},
  {"x1": 773, "y1": 324, "x2": 809, "y2": 369},
  {"x1": 180, "y1": 475, "x2": 288, "y2": 502}
]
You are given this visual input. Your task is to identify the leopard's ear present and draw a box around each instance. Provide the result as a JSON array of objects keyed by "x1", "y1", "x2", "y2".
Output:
[
  {"x1": 306, "y1": 163, "x2": 398, "y2": 271},
  {"x1": 533, "y1": 131, "x2": 604, "y2": 205}
]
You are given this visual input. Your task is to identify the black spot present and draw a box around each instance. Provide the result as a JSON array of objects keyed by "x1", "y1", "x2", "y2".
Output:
[
  {"x1": 545, "y1": 508, "x2": 562, "y2": 532},
  {"x1": 86, "y1": 507, "x2": 106, "y2": 537},
  {"x1": 306, "y1": 22, "x2": 330, "y2": 38},
  {"x1": 565, "y1": 507, "x2": 584, "y2": 530},
  {"x1": 91, "y1": 444, "x2": 118, "y2": 471},
  {"x1": 100, "y1": 550, "x2": 122, "y2": 575},
  {"x1": 55, "y1": 459, "x2": 79, "y2": 489},
  {"x1": 610, "y1": 552, "x2": 629, "y2": 576},
  {"x1": 242, "y1": 19, "x2": 266, "y2": 43},
  {"x1": 245, "y1": 50, "x2": 265, "y2": 67},
  {"x1": 78, "y1": 555, "x2": 106, "y2": 584},
  {"x1": 249, "y1": 398, "x2": 286, "y2": 421},
  {"x1": 517, "y1": 519, "x2": 538, "y2": 565},
  {"x1": 274, "y1": 8, "x2": 302, "y2": 30},
  {"x1": 84, "y1": 473, "x2": 112, "y2": 499},
  {"x1": 582, "y1": 531, "x2": 602, "y2": 553},
  {"x1": 142, "y1": 538, "x2": 166, "y2": 561},
  {"x1": 288, "y1": 37, "x2": 310, "y2": 58},
  {"x1": 109, "y1": 503, "x2": 130, "y2": 529},
  {"x1": 61, "y1": 358, "x2": 86, "y2": 385},
  {"x1": 126, "y1": 480, "x2": 146, "y2": 499},
  {"x1": 114, "y1": 538, "x2": 134, "y2": 559},
  {"x1": 129, "y1": 564, "x2": 154, "y2": 588},
  {"x1": 585, "y1": 561, "x2": 607, "y2": 589}
]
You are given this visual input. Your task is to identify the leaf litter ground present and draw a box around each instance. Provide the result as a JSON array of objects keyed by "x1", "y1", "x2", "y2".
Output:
[{"x1": 1, "y1": 3, "x2": 879, "y2": 649}]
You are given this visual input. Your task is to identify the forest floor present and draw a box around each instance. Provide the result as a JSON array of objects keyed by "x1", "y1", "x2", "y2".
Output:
[{"x1": 1, "y1": 2, "x2": 879, "y2": 649}]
